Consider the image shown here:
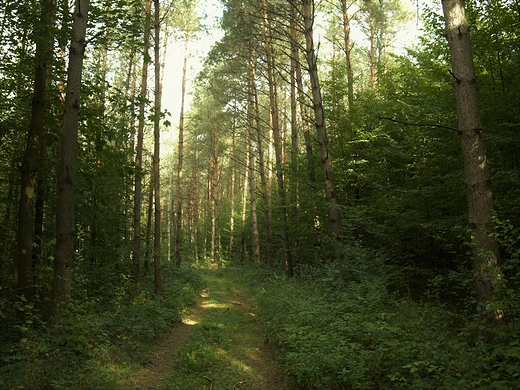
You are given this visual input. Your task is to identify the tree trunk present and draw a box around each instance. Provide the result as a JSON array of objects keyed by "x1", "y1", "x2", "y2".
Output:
[
  {"x1": 50, "y1": 0, "x2": 89, "y2": 324},
  {"x1": 174, "y1": 29, "x2": 189, "y2": 267},
  {"x1": 210, "y1": 125, "x2": 221, "y2": 267},
  {"x1": 133, "y1": 0, "x2": 153, "y2": 284},
  {"x1": 263, "y1": 0, "x2": 293, "y2": 277},
  {"x1": 229, "y1": 117, "x2": 236, "y2": 262},
  {"x1": 341, "y1": 0, "x2": 355, "y2": 111},
  {"x1": 441, "y1": 0, "x2": 502, "y2": 329},
  {"x1": 251, "y1": 57, "x2": 273, "y2": 268},
  {"x1": 289, "y1": 3, "x2": 299, "y2": 225},
  {"x1": 144, "y1": 168, "x2": 154, "y2": 272},
  {"x1": 16, "y1": 0, "x2": 55, "y2": 297},
  {"x1": 247, "y1": 74, "x2": 261, "y2": 264},
  {"x1": 240, "y1": 130, "x2": 250, "y2": 263},
  {"x1": 153, "y1": 0, "x2": 162, "y2": 294},
  {"x1": 302, "y1": 0, "x2": 342, "y2": 261},
  {"x1": 368, "y1": 18, "x2": 376, "y2": 90}
]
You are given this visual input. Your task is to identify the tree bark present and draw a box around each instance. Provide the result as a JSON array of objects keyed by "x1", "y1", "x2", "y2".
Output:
[
  {"x1": 341, "y1": 0, "x2": 355, "y2": 110},
  {"x1": 133, "y1": 0, "x2": 153, "y2": 284},
  {"x1": 50, "y1": 0, "x2": 89, "y2": 324},
  {"x1": 153, "y1": 0, "x2": 162, "y2": 294},
  {"x1": 247, "y1": 58, "x2": 261, "y2": 265},
  {"x1": 174, "y1": 29, "x2": 190, "y2": 267},
  {"x1": 16, "y1": 0, "x2": 55, "y2": 297},
  {"x1": 263, "y1": 0, "x2": 293, "y2": 277},
  {"x1": 210, "y1": 123, "x2": 221, "y2": 267},
  {"x1": 229, "y1": 119, "x2": 236, "y2": 261},
  {"x1": 441, "y1": 0, "x2": 502, "y2": 328},
  {"x1": 302, "y1": 0, "x2": 343, "y2": 260},
  {"x1": 251, "y1": 57, "x2": 273, "y2": 268}
]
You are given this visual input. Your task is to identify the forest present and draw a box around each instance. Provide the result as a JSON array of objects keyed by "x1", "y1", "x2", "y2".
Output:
[{"x1": 1, "y1": 0, "x2": 520, "y2": 388}]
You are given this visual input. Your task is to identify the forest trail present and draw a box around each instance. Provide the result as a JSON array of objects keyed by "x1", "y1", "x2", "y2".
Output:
[{"x1": 128, "y1": 269, "x2": 292, "y2": 390}]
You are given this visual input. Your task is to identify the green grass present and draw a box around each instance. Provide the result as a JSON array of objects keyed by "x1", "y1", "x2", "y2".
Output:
[{"x1": 161, "y1": 271, "x2": 272, "y2": 390}]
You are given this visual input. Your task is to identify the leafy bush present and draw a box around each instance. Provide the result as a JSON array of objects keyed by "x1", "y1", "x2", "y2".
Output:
[
  {"x1": 226, "y1": 250, "x2": 520, "y2": 389},
  {"x1": 0, "y1": 265, "x2": 204, "y2": 389}
]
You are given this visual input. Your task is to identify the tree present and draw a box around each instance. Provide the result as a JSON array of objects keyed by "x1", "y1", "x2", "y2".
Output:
[
  {"x1": 262, "y1": 0, "x2": 293, "y2": 277},
  {"x1": 173, "y1": 0, "x2": 200, "y2": 267},
  {"x1": 50, "y1": 0, "x2": 90, "y2": 323},
  {"x1": 133, "y1": 0, "x2": 153, "y2": 284},
  {"x1": 153, "y1": 0, "x2": 162, "y2": 294},
  {"x1": 301, "y1": 0, "x2": 342, "y2": 260},
  {"x1": 16, "y1": 0, "x2": 55, "y2": 297},
  {"x1": 441, "y1": 0, "x2": 502, "y2": 329}
]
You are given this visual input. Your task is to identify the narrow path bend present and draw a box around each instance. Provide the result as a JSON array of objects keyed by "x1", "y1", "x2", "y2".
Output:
[{"x1": 130, "y1": 270, "x2": 292, "y2": 390}]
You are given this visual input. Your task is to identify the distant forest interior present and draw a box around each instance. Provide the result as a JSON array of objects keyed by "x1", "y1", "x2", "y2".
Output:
[{"x1": 2, "y1": 0, "x2": 520, "y2": 388}]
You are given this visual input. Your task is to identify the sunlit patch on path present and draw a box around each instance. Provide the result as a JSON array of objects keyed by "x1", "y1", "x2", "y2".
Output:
[{"x1": 128, "y1": 269, "x2": 293, "y2": 390}]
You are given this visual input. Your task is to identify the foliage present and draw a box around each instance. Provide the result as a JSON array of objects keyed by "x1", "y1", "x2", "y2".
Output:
[
  {"x1": 0, "y1": 266, "x2": 204, "y2": 389},
  {"x1": 224, "y1": 258, "x2": 520, "y2": 389},
  {"x1": 162, "y1": 271, "x2": 267, "y2": 390}
]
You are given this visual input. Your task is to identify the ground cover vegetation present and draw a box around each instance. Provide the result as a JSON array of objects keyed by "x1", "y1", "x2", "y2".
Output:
[{"x1": 1, "y1": 0, "x2": 520, "y2": 388}]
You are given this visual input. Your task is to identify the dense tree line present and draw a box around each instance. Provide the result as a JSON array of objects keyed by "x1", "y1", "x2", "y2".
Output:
[{"x1": 1, "y1": 0, "x2": 520, "y2": 387}]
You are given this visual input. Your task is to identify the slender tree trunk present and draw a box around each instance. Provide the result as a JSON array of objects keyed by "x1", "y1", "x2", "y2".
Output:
[
  {"x1": 16, "y1": 0, "x2": 55, "y2": 296},
  {"x1": 247, "y1": 75, "x2": 261, "y2": 264},
  {"x1": 341, "y1": 0, "x2": 354, "y2": 111},
  {"x1": 251, "y1": 58, "x2": 273, "y2": 268},
  {"x1": 229, "y1": 120, "x2": 236, "y2": 262},
  {"x1": 369, "y1": 18, "x2": 376, "y2": 91},
  {"x1": 153, "y1": 0, "x2": 162, "y2": 294},
  {"x1": 133, "y1": 0, "x2": 153, "y2": 283},
  {"x1": 144, "y1": 169, "x2": 154, "y2": 272},
  {"x1": 204, "y1": 157, "x2": 211, "y2": 262},
  {"x1": 50, "y1": 0, "x2": 89, "y2": 323},
  {"x1": 210, "y1": 127, "x2": 220, "y2": 267},
  {"x1": 292, "y1": 11, "x2": 316, "y2": 184},
  {"x1": 289, "y1": 3, "x2": 300, "y2": 226},
  {"x1": 263, "y1": 0, "x2": 293, "y2": 277},
  {"x1": 240, "y1": 134, "x2": 250, "y2": 263},
  {"x1": 441, "y1": 0, "x2": 502, "y2": 329},
  {"x1": 174, "y1": 30, "x2": 189, "y2": 267},
  {"x1": 191, "y1": 168, "x2": 200, "y2": 263},
  {"x1": 302, "y1": 0, "x2": 342, "y2": 260}
]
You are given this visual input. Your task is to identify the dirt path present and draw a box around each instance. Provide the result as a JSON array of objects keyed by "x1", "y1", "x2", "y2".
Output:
[{"x1": 128, "y1": 271, "x2": 293, "y2": 390}]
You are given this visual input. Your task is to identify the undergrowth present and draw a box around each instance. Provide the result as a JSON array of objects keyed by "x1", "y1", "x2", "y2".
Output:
[
  {"x1": 224, "y1": 245, "x2": 520, "y2": 389},
  {"x1": 0, "y1": 264, "x2": 204, "y2": 389},
  {"x1": 161, "y1": 273, "x2": 266, "y2": 390}
]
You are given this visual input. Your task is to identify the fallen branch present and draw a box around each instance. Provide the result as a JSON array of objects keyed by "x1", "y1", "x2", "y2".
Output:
[
  {"x1": 377, "y1": 116, "x2": 461, "y2": 133},
  {"x1": 204, "y1": 376, "x2": 214, "y2": 390}
]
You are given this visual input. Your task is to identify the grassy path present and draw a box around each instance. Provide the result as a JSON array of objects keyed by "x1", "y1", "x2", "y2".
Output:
[{"x1": 128, "y1": 269, "x2": 292, "y2": 390}]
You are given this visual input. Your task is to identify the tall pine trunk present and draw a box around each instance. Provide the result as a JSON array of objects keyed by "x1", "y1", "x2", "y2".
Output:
[
  {"x1": 263, "y1": 0, "x2": 293, "y2": 277},
  {"x1": 133, "y1": 0, "x2": 153, "y2": 284},
  {"x1": 341, "y1": 0, "x2": 354, "y2": 111},
  {"x1": 174, "y1": 29, "x2": 189, "y2": 267},
  {"x1": 302, "y1": 0, "x2": 342, "y2": 261},
  {"x1": 16, "y1": 0, "x2": 55, "y2": 297},
  {"x1": 50, "y1": 0, "x2": 89, "y2": 323},
  {"x1": 153, "y1": 0, "x2": 162, "y2": 294},
  {"x1": 247, "y1": 72, "x2": 261, "y2": 264},
  {"x1": 441, "y1": 0, "x2": 502, "y2": 330},
  {"x1": 251, "y1": 57, "x2": 273, "y2": 268}
]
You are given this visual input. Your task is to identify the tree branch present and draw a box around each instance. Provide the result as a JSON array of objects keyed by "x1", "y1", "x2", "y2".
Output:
[{"x1": 377, "y1": 116, "x2": 461, "y2": 133}]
